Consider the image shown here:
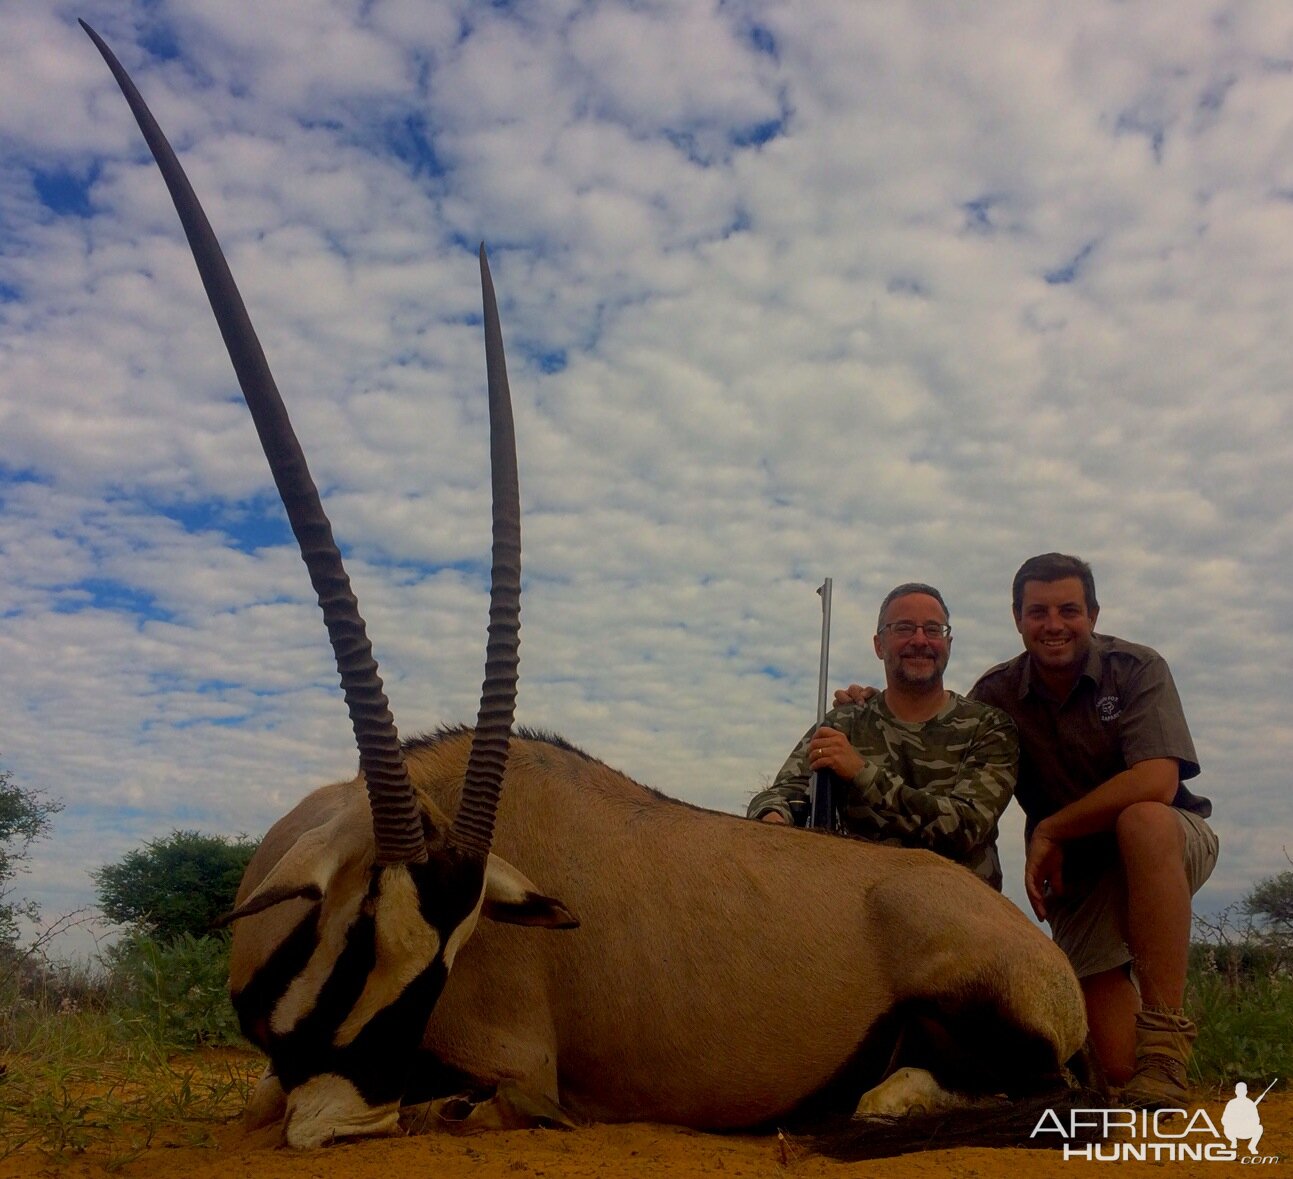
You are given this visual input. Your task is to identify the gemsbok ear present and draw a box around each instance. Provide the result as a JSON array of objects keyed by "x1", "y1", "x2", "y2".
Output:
[
  {"x1": 214, "y1": 885, "x2": 321, "y2": 928},
  {"x1": 216, "y1": 806, "x2": 374, "y2": 926},
  {"x1": 482, "y1": 854, "x2": 579, "y2": 928}
]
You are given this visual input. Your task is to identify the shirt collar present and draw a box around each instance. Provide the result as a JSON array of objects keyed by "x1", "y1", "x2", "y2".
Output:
[
  {"x1": 876, "y1": 688, "x2": 958, "y2": 724},
  {"x1": 1018, "y1": 638, "x2": 1103, "y2": 701}
]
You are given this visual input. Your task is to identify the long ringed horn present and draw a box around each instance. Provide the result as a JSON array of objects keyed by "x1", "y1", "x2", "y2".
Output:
[
  {"x1": 80, "y1": 21, "x2": 425, "y2": 865},
  {"x1": 451, "y1": 246, "x2": 521, "y2": 858}
]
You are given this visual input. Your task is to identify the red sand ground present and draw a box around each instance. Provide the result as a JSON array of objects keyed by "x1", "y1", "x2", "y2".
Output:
[{"x1": 5, "y1": 1084, "x2": 1288, "y2": 1179}]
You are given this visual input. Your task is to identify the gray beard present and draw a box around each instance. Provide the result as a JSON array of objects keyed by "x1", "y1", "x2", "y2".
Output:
[{"x1": 893, "y1": 655, "x2": 943, "y2": 691}]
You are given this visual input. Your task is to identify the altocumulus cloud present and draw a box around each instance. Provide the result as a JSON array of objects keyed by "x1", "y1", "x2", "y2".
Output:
[{"x1": 1, "y1": 0, "x2": 1291, "y2": 950}]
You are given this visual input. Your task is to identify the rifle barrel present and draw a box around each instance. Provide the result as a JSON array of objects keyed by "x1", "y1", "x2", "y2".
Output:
[
  {"x1": 815, "y1": 578, "x2": 832, "y2": 724},
  {"x1": 808, "y1": 578, "x2": 834, "y2": 830}
]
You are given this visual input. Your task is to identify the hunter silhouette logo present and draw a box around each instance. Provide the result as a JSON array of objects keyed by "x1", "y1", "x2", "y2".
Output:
[
  {"x1": 1032, "y1": 1077, "x2": 1281, "y2": 1163},
  {"x1": 1222, "y1": 1079, "x2": 1275, "y2": 1155}
]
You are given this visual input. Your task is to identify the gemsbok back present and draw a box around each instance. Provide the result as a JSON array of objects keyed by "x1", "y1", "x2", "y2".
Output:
[{"x1": 83, "y1": 22, "x2": 1094, "y2": 1156}]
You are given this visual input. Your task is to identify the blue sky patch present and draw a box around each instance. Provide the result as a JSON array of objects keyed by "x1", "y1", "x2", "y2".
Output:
[
  {"x1": 424, "y1": 555, "x2": 490, "y2": 581},
  {"x1": 747, "y1": 24, "x2": 778, "y2": 59},
  {"x1": 383, "y1": 113, "x2": 446, "y2": 178},
  {"x1": 156, "y1": 498, "x2": 295, "y2": 553},
  {"x1": 724, "y1": 208, "x2": 752, "y2": 236},
  {"x1": 1044, "y1": 240, "x2": 1096, "y2": 285},
  {"x1": 533, "y1": 348, "x2": 567, "y2": 374},
  {"x1": 59, "y1": 578, "x2": 169, "y2": 621},
  {"x1": 137, "y1": 19, "x2": 182, "y2": 62},
  {"x1": 33, "y1": 166, "x2": 100, "y2": 219},
  {"x1": 962, "y1": 195, "x2": 1000, "y2": 233},
  {"x1": 663, "y1": 128, "x2": 706, "y2": 164},
  {"x1": 0, "y1": 465, "x2": 47, "y2": 487},
  {"x1": 169, "y1": 713, "x2": 249, "y2": 730},
  {"x1": 732, "y1": 117, "x2": 785, "y2": 148}
]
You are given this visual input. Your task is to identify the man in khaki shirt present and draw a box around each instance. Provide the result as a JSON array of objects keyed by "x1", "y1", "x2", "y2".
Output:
[{"x1": 969, "y1": 553, "x2": 1217, "y2": 1107}]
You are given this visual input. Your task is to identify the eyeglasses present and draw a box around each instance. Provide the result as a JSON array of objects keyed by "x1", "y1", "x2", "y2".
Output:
[{"x1": 879, "y1": 621, "x2": 952, "y2": 640}]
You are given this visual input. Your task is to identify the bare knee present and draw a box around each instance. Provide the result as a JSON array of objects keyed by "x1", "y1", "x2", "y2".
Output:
[{"x1": 1115, "y1": 802, "x2": 1182, "y2": 863}]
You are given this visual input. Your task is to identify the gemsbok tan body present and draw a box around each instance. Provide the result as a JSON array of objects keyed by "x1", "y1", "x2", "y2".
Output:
[
  {"x1": 83, "y1": 22, "x2": 1089, "y2": 1155},
  {"x1": 238, "y1": 728, "x2": 1087, "y2": 1138}
]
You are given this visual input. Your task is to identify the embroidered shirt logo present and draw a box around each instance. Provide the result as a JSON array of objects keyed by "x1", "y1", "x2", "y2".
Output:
[{"x1": 1097, "y1": 695, "x2": 1122, "y2": 722}]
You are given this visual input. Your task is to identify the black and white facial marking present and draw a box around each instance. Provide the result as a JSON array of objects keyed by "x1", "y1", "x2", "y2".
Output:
[{"x1": 233, "y1": 850, "x2": 487, "y2": 1147}]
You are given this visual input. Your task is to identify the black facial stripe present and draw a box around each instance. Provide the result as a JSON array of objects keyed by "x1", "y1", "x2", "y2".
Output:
[
  {"x1": 411, "y1": 847, "x2": 488, "y2": 933},
  {"x1": 270, "y1": 940, "x2": 449, "y2": 1106},
  {"x1": 232, "y1": 903, "x2": 321, "y2": 1047},
  {"x1": 271, "y1": 885, "x2": 382, "y2": 1092},
  {"x1": 327, "y1": 957, "x2": 450, "y2": 1106}
]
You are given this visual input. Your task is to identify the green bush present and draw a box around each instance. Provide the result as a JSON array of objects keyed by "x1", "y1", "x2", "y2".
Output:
[
  {"x1": 93, "y1": 830, "x2": 258, "y2": 943},
  {"x1": 1189, "y1": 938, "x2": 1288, "y2": 986},
  {"x1": 1244, "y1": 868, "x2": 1293, "y2": 930},
  {"x1": 103, "y1": 932, "x2": 242, "y2": 1048},
  {"x1": 0, "y1": 762, "x2": 62, "y2": 946}
]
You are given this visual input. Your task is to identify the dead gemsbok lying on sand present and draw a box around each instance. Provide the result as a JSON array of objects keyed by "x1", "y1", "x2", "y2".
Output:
[{"x1": 82, "y1": 22, "x2": 1096, "y2": 1157}]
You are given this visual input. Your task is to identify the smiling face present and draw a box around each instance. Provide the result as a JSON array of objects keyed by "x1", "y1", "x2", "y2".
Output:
[
  {"x1": 873, "y1": 592, "x2": 952, "y2": 692},
  {"x1": 1014, "y1": 576, "x2": 1098, "y2": 690}
]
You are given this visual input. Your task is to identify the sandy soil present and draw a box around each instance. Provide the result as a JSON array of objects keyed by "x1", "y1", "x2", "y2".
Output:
[{"x1": 5, "y1": 1088, "x2": 1289, "y2": 1179}]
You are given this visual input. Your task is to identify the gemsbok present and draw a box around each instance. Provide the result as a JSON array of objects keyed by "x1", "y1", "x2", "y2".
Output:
[{"x1": 83, "y1": 22, "x2": 1092, "y2": 1155}]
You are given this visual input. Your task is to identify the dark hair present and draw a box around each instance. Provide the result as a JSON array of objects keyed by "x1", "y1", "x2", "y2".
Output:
[
  {"x1": 1011, "y1": 553, "x2": 1098, "y2": 617},
  {"x1": 876, "y1": 582, "x2": 950, "y2": 633}
]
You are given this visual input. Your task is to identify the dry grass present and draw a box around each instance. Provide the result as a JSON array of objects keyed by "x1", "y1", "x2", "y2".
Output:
[{"x1": 0, "y1": 1013, "x2": 258, "y2": 1171}]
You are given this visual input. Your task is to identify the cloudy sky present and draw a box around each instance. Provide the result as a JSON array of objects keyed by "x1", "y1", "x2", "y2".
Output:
[{"x1": 2, "y1": 0, "x2": 1290, "y2": 955}]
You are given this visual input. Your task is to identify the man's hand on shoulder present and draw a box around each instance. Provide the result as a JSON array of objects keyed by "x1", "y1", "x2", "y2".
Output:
[
  {"x1": 759, "y1": 811, "x2": 789, "y2": 824},
  {"x1": 833, "y1": 683, "x2": 878, "y2": 709}
]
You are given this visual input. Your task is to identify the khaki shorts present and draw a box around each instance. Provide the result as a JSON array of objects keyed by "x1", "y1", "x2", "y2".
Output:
[{"x1": 1047, "y1": 809, "x2": 1219, "y2": 980}]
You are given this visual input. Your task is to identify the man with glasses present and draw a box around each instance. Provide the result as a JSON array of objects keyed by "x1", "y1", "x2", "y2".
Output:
[
  {"x1": 748, "y1": 582, "x2": 1018, "y2": 891},
  {"x1": 968, "y1": 553, "x2": 1217, "y2": 1108}
]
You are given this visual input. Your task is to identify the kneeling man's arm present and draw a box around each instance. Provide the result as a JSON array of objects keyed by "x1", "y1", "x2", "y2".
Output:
[
  {"x1": 1024, "y1": 758, "x2": 1179, "y2": 920},
  {"x1": 1034, "y1": 757, "x2": 1179, "y2": 844}
]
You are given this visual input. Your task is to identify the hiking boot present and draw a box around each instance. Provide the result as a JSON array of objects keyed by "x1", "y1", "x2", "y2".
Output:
[{"x1": 1120, "y1": 1005, "x2": 1196, "y2": 1109}]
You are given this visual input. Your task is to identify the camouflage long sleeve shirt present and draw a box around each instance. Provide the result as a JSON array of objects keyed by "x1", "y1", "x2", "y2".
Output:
[{"x1": 746, "y1": 692, "x2": 1018, "y2": 890}]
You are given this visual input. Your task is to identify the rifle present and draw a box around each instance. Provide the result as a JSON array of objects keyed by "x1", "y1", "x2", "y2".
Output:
[{"x1": 808, "y1": 578, "x2": 836, "y2": 830}]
